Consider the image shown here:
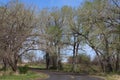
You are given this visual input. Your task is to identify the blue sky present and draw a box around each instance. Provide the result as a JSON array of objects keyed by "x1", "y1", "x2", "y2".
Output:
[
  {"x1": 0, "y1": 0, "x2": 83, "y2": 9},
  {"x1": 21, "y1": 0, "x2": 83, "y2": 8}
]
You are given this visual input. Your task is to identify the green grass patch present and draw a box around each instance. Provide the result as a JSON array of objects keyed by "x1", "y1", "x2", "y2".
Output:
[
  {"x1": 28, "y1": 64, "x2": 46, "y2": 69},
  {"x1": 0, "y1": 71, "x2": 48, "y2": 80},
  {"x1": 18, "y1": 65, "x2": 29, "y2": 74},
  {"x1": 62, "y1": 64, "x2": 101, "y2": 74}
]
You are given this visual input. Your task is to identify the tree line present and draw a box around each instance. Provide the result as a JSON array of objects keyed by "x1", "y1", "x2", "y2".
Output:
[{"x1": 0, "y1": 0, "x2": 119, "y2": 73}]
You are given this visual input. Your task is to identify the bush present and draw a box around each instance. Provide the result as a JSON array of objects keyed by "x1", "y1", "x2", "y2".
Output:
[
  {"x1": 49, "y1": 66, "x2": 57, "y2": 70},
  {"x1": 18, "y1": 65, "x2": 29, "y2": 74},
  {"x1": 1, "y1": 67, "x2": 7, "y2": 71}
]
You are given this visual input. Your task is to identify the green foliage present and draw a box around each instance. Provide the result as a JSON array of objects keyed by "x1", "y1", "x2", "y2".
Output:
[
  {"x1": 62, "y1": 64, "x2": 100, "y2": 74},
  {"x1": 61, "y1": 6, "x2": 73, "y2": 18},
  {"x1": 1, "y1": 67, "x2": 7, "y2": 71},
  {"x1": 47, "y1": 26, "x2": 62, "y2": 36},
  {"x1": 63, "y1": 64, "x2": 72, "y2": 72},
  {"x1": 0, "y1": 71, "x2": 48, "y2": 80},
  {"x1": 47, "y1": 26, "x2": 62, "y2": 43},
  {"x1": 77, "y1": 53, "x2": 91, "y2": 64},
  {"x1": 68, "y1": 53, "x2": 91, "y2": 64},
  {"x1": 49, "y1": 66, "x2": 57, "y2": 70},
  {"x1": 28, "y1": 64, "x2": 46, "y2": 68},
  {"x1": 18, "y1": 65, "x2": 29, "y2": 74}
]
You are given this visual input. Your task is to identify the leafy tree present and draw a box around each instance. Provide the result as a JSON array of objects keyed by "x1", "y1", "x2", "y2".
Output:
[{"x1": 72, "y1": 0, "x2": 120, "y2": 73}]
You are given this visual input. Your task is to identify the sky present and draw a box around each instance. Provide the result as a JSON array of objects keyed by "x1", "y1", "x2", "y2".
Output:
[
  {"x1": 0, "y1": 0, "x2": 96, "y2": 61},
  {"x1": 0, "y1": 0, "x2": 84, "y2": 9}
]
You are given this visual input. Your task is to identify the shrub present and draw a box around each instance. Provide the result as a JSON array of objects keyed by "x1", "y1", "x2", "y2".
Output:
[
  {"x1": 18, "y1": 65, "x2": 29, "y2": 74},
  {"x1": 49, "y1": 66, "x2": 57, "y2": 70}
]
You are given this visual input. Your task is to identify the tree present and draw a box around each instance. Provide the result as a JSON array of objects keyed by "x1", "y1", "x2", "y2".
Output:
[
  {"x1": 37, "y1": 8, "x2": 63, "y2": 70},
  {"x1": 68, "y1": 53, "x2": 90, "y2": 65},
  {"x1": 0, "y1": 1, "x2": 36, "y2": 72},
  {"x1": 23, "y1": 51, "x2": 37, "y2": 63},
  {"x1": 72, "y1": 0, "x2": 120, "y2": 73}
]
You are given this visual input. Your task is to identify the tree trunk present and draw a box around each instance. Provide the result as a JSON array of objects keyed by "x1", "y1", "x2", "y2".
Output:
[
  {"x1": 57, "y1": 47, "x2": 63, "y2": 70},
  {"x1": 9, "y1": 61, "x2": 18, "y2": 72},
  {"x1": 116, "y1": 33, "x2": 120, "y2": 72},
  {"x1": 104, "y1": 35, "x2": 113, "y2": 73},
  {"x1": 8, "y1": 57, "x2": 18, "y2": 72},
  {"x1": 11, "y1": 64, "x2": 17, "y2": 72},
  {"x1": 2, "y1": 58, "x2": 7, "y2": 71},
  {"x1": 115, "y1": 50, "x2": 119, "y2": 72},
  {"x1": 105, "y1": 56, "x2": 113, "y2": 72},
  {"x1": 95, "y1": 50, "x2": 105, "y2": 72},
  {"x1": 74, "y1": 41, "x2": 79, "y2": 71},
  {"x1": 72, "y1": 35, "x2": 77, "y2": 72},
  {"x1": 90, "y1": 44, "x2": 105, "y2": 72},
  {"x1": 46, "y1": 52, "x2": 50, "y2": 69},
  {"x1": 52, "y1": 55, "x2": 57, "y2": 69}
]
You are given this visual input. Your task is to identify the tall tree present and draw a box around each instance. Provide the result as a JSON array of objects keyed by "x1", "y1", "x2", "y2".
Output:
[{"x1": 0, "y1": 1, "x2": 36, "y2": 72}]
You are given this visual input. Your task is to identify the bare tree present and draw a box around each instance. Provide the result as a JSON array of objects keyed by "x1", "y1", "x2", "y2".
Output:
[{"x1": 0, "y1": 1, "x2": 36, "y2": 72}]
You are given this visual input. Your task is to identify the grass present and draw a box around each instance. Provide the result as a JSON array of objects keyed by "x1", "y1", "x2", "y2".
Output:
[
  {"x1": 62, "y1": 64, "x2": 101, "y2": 74},
  {"x1": 105, "y1": 74, "x2": 120, "y2": 80},
  {"x1": 0, "y1": 71, "x2": 48, "y2": 80},
  {"x1": 28, "y1": 64, "x2": 46, "y2": 69},
  {"x1": 91, "y1": 72, "x2": 120, "y2": 80}
]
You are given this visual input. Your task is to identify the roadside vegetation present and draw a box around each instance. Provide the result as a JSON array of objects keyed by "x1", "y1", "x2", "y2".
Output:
[
  {"x1": 105, "y1": 74, "x2": 120, "y2": 80},
  {"x1": 0, "y1": 71, "x2": 48, "y2": 80}
]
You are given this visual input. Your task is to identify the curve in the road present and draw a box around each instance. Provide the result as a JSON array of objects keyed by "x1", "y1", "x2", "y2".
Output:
[{"x1": 42, "y1": 71, "x2": 104, "y2": 80}]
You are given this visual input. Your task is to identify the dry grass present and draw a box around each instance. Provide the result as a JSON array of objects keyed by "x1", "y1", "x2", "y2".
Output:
[
  {"x1": 105, "y1": 75, "x2": 120, "y2": 80},
  {"x1": 90, "y1": 72, "x2": 120, "y2": 80}
]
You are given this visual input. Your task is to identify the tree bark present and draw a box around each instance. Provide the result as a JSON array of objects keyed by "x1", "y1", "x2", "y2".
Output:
[
  {"x1": 45, "y1": 52, "x2": 50, "y2": 69},
  {"x1": 104, "y1": 36, "x2": 113, "y2": 73},
  {"x1": 115, "y1": 50, "x2": 120, "y2": 72},
  {"x1": 57, "y1": 47, "x2": 63, "y2": 70},
  {"x1": 2, "y1": 58, "x2": 7, "y2": 71},
  {"x1": 72, "y1": 35, "x2": 77, "y2": 72}
]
